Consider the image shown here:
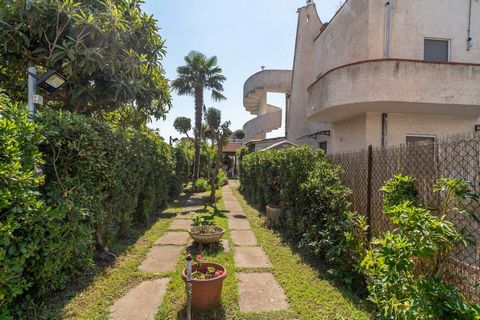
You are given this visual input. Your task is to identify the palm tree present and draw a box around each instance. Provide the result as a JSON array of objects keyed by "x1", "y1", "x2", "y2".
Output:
[{"x1": 172, "y1": 51, "x2": 226, "y2": 180}]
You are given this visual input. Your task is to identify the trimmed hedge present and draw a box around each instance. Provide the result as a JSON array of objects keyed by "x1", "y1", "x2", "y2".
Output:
[
  {"x1": 239, "y1": 146, "x2": 366, "y2": 285},
  {"x1": 0, "y1": 102, "x2": 189, "y2": 317}
]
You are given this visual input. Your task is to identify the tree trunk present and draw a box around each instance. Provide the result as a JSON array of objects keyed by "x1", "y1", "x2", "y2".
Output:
[
  {"x1": 210, "y1": 135, "x2": 224, "y2": 203},
  {"x1": 193, "y1": 87, "x2": 203, "y2": 181}
]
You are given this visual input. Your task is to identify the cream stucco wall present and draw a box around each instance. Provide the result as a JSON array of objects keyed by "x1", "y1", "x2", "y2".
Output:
[
  {"x1": 366, "y1": 0, "x2": 480, "y2": 62},
  {"x1": 329, "y1": 114, "x2": 367, "y2": 153},
  {"x1": 286, "y1": 3, "x2": 329, "y2": 149},
  {"x1": 327, "y1": 112, "x2": 479, "y2": 153},
  {"x1": 313, "y1": 0, "x2": 369, "y2": 76},
  {"x1": 386, "y1": 113, "x2": 478, "y2": 146}
]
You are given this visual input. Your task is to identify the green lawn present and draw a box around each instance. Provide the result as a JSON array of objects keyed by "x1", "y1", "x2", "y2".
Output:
[{"x1": 41, "y1": 186, "x2": 372, "y2": 319}]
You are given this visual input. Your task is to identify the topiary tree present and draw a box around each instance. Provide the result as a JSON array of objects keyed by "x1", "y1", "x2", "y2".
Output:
[
  {"x1": 173, "y1": 116, "x2": 192, "y2": 139},
  {"x1": 233, "y1": 129, "x2": 245, "y2": 141},
  {"x1": 204, "y1": 107, "x2": 231, "y2": 202},
  {"x1": 0, "y1": 0, "x2": 171, "y2": 122}
]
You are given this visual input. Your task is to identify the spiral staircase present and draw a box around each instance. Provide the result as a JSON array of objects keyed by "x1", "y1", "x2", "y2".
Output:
[{"x1": 242, "y1": 70, "x2": 292, "y2": 142}]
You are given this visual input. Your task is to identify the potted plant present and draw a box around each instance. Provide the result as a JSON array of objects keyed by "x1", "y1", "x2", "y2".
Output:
[
  {"x1": 266, "y1": 171, "x2": 283, "y2": 227},
  {"x1": 188, "y1": 214, "x2": 225, "y2": 245},
  {"x1": 182, "y1": 254, "x2": 227, "y2": 310}
]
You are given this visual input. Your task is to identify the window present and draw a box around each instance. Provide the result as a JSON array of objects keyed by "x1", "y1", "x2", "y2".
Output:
[
  {"x1": 318, "y1": 141, "x2": 327, "y2": 154},
  {"x1": 406, "y1": 135, "x2": 435, "y2": 146},
  {"x1": 424, "y1": 39, "x2": 449, "y2": 62}
]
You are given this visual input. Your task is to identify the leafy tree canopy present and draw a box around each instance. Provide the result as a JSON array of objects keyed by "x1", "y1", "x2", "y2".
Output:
[
  {"x1": 173, "y1": 116, "x2": 192, "y2": 138},
  {"x1": 233, "y1": 129, "x2": 245, "y2": 140},
  {"x1": 0, "y1": 0, "x2": 171, "y2": 121}
]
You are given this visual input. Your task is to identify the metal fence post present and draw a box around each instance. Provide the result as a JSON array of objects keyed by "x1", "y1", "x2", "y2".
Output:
[{"x1": 366, "y1": 145, "x2": 373, "y2": 242}]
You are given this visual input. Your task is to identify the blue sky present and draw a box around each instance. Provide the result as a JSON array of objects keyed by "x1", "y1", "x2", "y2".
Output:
[{"x1": 143, "y1": 0, "x2": 342, "y2": 140}]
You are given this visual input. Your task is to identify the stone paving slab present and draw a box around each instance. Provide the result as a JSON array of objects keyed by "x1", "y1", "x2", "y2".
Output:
[
  {"x1": 231, "y1": 230, "x2": 257, "y2": 246},
  {"x1": 234, "y1": 247, "x2": 271, "y2": 268},
  {"x1": 224, "y1": 201, "x2": 243, "y2": 212},
  {"x1": 228, "y1": 218, "x2": 251, "y2": 230},
  {"x1": 222, "y1": 193, "x2": 235, "y2": 201},
  {"x1": 183, "y1": 205, "x2": 203, "y2": 212},
  {"x1": 176, "y1": 211, "x2": 194, "y2": 219},
  {"x1": 110, "y1": 278, "x2": 170, "y2": 320},
  {"x1": 139, "y1": 246, "x2": 182, "y2": 273},
  {"x1": 155, "y1": 232, "x2": 189, "y2": 245},
  {"x1": 169, "y1": 219, "x2": 193, "y2": 230},
  {"x1": 236, "y1": 273, "x2": 288, "y2": 312}
]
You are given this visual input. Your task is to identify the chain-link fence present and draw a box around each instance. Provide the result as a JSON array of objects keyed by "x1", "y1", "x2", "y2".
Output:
[{"x1": 329, "y1": 134, "x2": 480, "y2": 302}]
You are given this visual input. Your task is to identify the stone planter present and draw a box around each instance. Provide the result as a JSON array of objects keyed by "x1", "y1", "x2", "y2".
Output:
[
  {"x1": 266, "y1": 204, "x2": 283, "y2": 227},
  {"x1": 182, "y1": 262, "x2": 227, "y2": 310},
  {"x1": 188, "y1": 226, "x2": 225, "y2": 244}
]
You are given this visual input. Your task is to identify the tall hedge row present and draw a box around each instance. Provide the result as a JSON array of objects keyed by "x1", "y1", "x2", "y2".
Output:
[
  {"x1": 239, "y1": 146, "x2": 366, "y2": 284},
  {"x1": 0, "y1": 102, "x2": 190, "y2": 317}
]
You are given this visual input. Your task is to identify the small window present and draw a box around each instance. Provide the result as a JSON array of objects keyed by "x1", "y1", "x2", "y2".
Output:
[
  {"x1": 406, "y1": 136, "x2": 435, "y2": 146},
  {"x1": 319, "y1": 141, "x2": 327, "y2": 154},
  {"x1": 424, "y1": 39, "x2": 449, "y2": 62}
]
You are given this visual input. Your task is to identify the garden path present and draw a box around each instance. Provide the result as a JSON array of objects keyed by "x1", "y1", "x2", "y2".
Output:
[
  {"x1": 222, "y1": 183, "x2": 289, "y2": 312},
  {"x1": 109, "y1": 195, "x2": 203, "y2": 320}
]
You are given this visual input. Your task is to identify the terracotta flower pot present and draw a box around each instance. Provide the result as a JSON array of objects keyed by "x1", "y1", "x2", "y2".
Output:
[
  {"x1": 182, "y1": 262, "x2": 227, "y2": 310},
  {"x1": 188, "y1": 226, "x2": 225, "y2": 244}
]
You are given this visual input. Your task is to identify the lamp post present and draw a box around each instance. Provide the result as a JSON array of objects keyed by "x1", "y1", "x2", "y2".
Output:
[
  {"x1": 27, "y1": 67, "x2": 67, "y2": 119},
  {"x1": 27, "y1": 67, "x2": 37, "y2": 117}
]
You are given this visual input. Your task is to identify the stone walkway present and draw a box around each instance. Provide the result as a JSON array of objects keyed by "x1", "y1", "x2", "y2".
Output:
[
  {"x1": 109, "y1": 185, "x2": 288, "y2": 319},
  {"x1": 109, "y1": 195, "x2": 203, "y2": 320},
  {"x1": 222, "y1": 183, "x2": 288, "y2": 313}
]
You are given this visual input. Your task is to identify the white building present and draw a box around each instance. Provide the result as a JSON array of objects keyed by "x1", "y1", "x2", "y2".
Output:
[{"x1": 242, "y1": 0, "x2": 480, "y2": 154}]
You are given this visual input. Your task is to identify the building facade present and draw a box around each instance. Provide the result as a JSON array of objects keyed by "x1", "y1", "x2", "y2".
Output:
[{"x1": 242, "y1": 0, "x2": 480, "y2": 154}]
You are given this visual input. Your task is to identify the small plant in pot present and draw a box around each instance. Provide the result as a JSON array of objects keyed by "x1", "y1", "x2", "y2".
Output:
[
  {"x1": 188, "y1": 214, "x2": 225, "y2": 247},
  {"x1": 182, "y1": 254, "x2": 227, "y2": 310},
  {"x1": 266, "y1": 176, "x2": 283, "y2": 228}
]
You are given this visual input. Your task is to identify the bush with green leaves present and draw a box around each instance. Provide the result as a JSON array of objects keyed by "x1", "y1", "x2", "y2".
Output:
[
  {"x1": 0, "y1": 102, "x2": 185, "y2": 317},
  {"x1": 193, "y1": 178, "x2": 211, "y2": 192},
  {"x1": 0, "y1": 101, "x2": 50, "y2": 318},
  {"x1": 240, "y1": 146, "x2": 366, "y2": 285},
  {"x1": 217, "y1": 169, "x2": 228, "y2": 187},
  {"x1": 171, "y1": 139, "x2": 194, "y2": 196},
  {"x1": 361, "y1": 175, "x2": 480, "y2": 319}
]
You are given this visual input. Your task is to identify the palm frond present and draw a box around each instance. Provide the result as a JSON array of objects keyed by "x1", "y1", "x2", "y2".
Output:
[{"x1": 211, "y1": 90, "x2": 226, "y2": 102}]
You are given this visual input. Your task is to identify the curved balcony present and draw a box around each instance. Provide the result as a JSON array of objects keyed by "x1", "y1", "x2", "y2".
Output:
[
  {"x1": 307, "y1": 59, "x2": 480, "y2": 123},
  {"x1": 243, "y1": 105, "x2": 282, "y2": 142}
]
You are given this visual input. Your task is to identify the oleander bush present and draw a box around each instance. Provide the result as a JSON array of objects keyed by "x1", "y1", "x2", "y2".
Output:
[
  {"x1": 239, "y1": 146, "x2": 366, "y2": 285},
  {"x1": 0, "y1": 102, "x2": 186, "y2": 318}
]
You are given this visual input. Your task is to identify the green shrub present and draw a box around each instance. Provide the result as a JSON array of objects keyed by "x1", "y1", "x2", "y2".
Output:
[
  {"x1": 171, "y1": 139, "x2": 194, "y2": 197},
  {"x1": 194, "y1": 178, "x2": 210, "y2": 192},
  {"x1": 0, "y1": 101, "x2": 49, "y2": 317},
  {"x1": 240, "y1": 146, "x2": 365, "y2": 285},
  {"x1": 361, "y1": 175, "x2": 480, "y2": 319},
  {"x1": 0, "y1": 104, "x2": 185, "y2": 317},
  {"x1": 217, "y1": 169, "x2": 228, "y2": 187}
]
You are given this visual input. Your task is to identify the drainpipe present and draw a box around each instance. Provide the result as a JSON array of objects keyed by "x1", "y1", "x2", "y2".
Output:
[
  {"x1": 467, "y1": 0, "x2": 473, "y2": 51},
  {"x1": 384, "y1": 2, "x2": 392, "y2": 58},
  {"x1": 382, "y1": 113, "x2": 388, "y2": 147}
]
